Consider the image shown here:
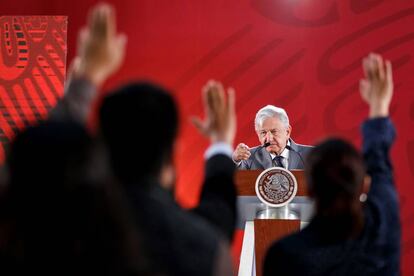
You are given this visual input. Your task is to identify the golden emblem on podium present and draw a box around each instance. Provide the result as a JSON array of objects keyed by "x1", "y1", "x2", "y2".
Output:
[{"x1": 255, "y1": 167, "x2": 298, "y2": 207}]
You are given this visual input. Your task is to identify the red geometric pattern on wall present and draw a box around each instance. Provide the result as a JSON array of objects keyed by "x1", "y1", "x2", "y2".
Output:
[{"x1": 0, "y1": 16, "x2": 67, "y2": 162}]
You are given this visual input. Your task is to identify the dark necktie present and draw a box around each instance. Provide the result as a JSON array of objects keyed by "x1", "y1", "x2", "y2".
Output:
[{"x1": 273, "y1": 155, "x2": 284, "y2": 168}]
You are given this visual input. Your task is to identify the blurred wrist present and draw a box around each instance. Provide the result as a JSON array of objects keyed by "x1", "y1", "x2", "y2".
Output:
[
  {"x1": 81, "y1": 69, "x2": 107, "y2": 87},
  {"x1": 205, "y1": 142, "x2": 233, "y2": 159},
  {"x1": 211, "y1": 134, "x2": 234, "y2": 147},
  {"x1": 77, "y1": 62, "x2": 109, "y2": 87},
  {"x1": 369, "y1": 103, "x2": 389, "y2": 118}
]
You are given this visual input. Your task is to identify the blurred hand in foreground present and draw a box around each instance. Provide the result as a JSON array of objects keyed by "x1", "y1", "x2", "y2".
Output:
[
  {"x1": 73, "y1": 3, "x2": 127, "y2": 87},
  {"x1": 192, "y1": 80, "x2": 236, "y2": 146},
  {"x1": 360, "y1": 53, "x2": 393, "y2": 118}
]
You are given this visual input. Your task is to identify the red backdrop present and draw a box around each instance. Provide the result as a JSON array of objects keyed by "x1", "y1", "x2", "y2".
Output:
[{"x1": 1, "y1": 1, "x2": 414, "y2": 274}]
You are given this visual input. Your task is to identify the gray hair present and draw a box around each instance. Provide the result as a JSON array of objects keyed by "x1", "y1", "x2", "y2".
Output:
[{"x1": 254, "y1": 105, "x2": 290, "y2": 130}]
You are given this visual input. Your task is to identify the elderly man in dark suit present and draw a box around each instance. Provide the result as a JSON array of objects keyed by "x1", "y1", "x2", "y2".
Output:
[{"x1": 233, "y1": 105, "x2": 312, "y2": 170}]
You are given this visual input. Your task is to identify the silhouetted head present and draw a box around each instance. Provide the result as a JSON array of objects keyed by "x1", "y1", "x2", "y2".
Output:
[
  {"x1": 305, "y1": 138, "x2": 370, "y2": 238},
  {"x1": 99, "y1": 82, "x2": 178, "y2": 186},
  {"x1": 7, "y1": 120, "x2": 91, "y2": 195},
  {"x1": 2, "y1": 121, "x2": 156, "y2": 275}
]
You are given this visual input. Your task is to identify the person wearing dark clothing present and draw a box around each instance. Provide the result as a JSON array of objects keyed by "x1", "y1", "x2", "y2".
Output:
[
  {"x1": 0, "y1": 121, "x2": 153, "y2": 275},
  {"x1": 264, "y1": 53, "x2": 400, "y2": 275},
  {"x1": 49, "y1": 4, "x2": 237, "y2": 274},
  {"x1": 55, "y1": 78, "x2": 237, "y2": 276},
  {"x1": 99, "y1": 82, "x2": 237, "y2": 275},
  {"x1": 0, "y1": 5, "x2": 161, "y2": 276},
  {"x1": 264, "y1": 118, "x2": 400, "y2": 275}
]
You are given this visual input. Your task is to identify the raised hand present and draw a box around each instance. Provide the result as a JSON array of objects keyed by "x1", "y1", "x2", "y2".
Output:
[
  {"x1": 360, "y1": 53, "x2": 393, "y2": 118},
  {"x1": 192, "y1": 80, "x2": 236, "y2": 146},
  {"x1": 232, "y1": 143, "x2": 251, "y2": 162},
  {"x1": 75, "y1": 3, "x2": 127, "y2": 87}
]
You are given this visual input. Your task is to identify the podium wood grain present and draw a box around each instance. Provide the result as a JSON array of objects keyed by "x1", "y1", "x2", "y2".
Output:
[{"x1": 254, "y1": 219, "x2": 301, "y2": 276}]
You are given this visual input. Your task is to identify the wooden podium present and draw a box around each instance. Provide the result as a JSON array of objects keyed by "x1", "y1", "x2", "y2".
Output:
[{"x1": 235, "y1": 170, "x2": 313, "y2": 276}]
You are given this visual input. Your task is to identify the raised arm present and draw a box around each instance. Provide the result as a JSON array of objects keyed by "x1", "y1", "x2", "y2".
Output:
[
  {"x1": 359, "y1": 53, "x2": 395, "y2": 179},
  {"x1": 51, "y1": 3, "x2": 126, "y2": 123},
  {"x1": 191, "y1": 80, "x2": 237, "y2": 241},
  {"x1": 192, "y1": 80, "x2": 236, "y2": 145}
]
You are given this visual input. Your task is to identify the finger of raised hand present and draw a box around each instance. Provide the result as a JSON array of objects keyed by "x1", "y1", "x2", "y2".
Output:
[
  {"x1": 105, "y1": 4, "x2": 116, "y2": 39},
  {"x1": 89, "y1": 4, "x2": 102, "y2": 37},
  {"x1": 208, "y1": 81, "x2": 225, "y2": 113},
  {"x1": 190, "y1": 116, "x2": 207, "y2": 136},
  {"x1": 359, "y1": 79, "x2": 370, "y2": 102},
  {"x1": 369, "y1": 53, "x2": 381, "y2": 80},
  {"x1": 77, "y1": 28, "x2": 88, "y2": 56},
  {"x1": 114, "y1": 33, "x2": 127, "y2": 66},
  {"x1": 385, "y1": 60, "x2": 393, "y2": 86},
  {"x1": 204, "y1": 80, "x2": 226, "y2": 130},
  {"x1": 362, "y1": 57, "x2": 372, "y2": 80},
  {"x1": 227, "y1": 87, "x2": 235, "y2": 118},
  {"x1": 206, "y1": 84, "x2": 219, "y2": 114},
  {"x1": 374, "y1": 54, "x2": 385, "y2": 81},
  {"x1": 90, "y1": 4, "x2": 111, "y2": 39},
  {"x1": 202, "y1": 81, "x2": 215, "y2": 117}
]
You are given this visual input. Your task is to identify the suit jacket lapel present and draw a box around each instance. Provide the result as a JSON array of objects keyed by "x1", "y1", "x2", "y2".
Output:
[
  {"x1": 258, "y1": 147, "x2": 273, "y2": 169},
  {"x1": 288, "y1": 139, "x2": 300, "y2": 170}
]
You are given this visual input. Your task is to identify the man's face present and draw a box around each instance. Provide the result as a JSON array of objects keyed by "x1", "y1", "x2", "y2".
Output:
[{"x1": 256, "y1": 117, "x2": 291, "y2": 155}]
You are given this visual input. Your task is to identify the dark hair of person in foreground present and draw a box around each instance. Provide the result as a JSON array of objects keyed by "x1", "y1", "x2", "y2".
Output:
[
  {"x1": 98, "y1": 80, "x2": 236, "y2": 276},
  {"x1": 306, "y1": 138, "x2": 366, "y2": 240},
  {"x1": 0, "y1": 121, "x2": 158, "y2": 275},
  {"x1": 99, "y1": 82, "x2": 178, "y2": 186}
]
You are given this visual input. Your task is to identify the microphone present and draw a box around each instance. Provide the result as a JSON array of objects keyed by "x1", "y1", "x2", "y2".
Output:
[
  {"x1": 285, "y1": 144, "x2": 305, "y2": 167},
  {"x1": 247, "y1": 142, "x2": 271, "y2": 169}
]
